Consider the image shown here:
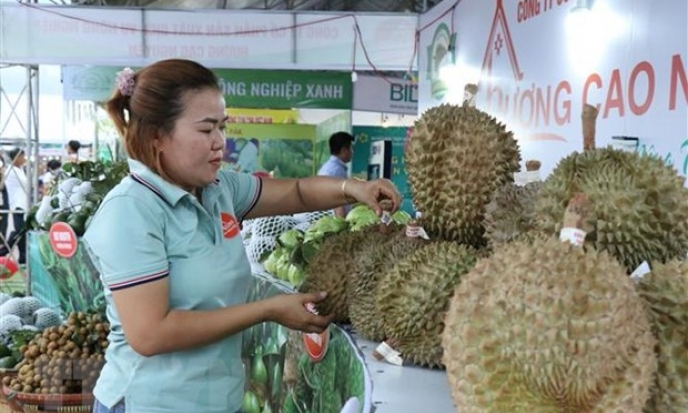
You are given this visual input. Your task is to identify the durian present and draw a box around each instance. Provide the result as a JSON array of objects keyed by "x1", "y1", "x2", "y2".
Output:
[
  {"x1": 484, "y1": 159, "x2": 543, "y2": 249},
  {"x1": 299, "y1": 226, "x2": 388, "y2": 322},
  {"x1": 405, "y1": 91, "x2": 521, "y2": 247},
  {"x1": 637, "y1": 260, "x2": 688, "y2": 413},
  {"x1": 442, "y1": 194, "x2": 657, "y2": 413},
  {"x1": 535, "y1": 104, "x2": 688, "y2": 272},
  {"x1": 348, "y1": 226, "x2": 428, "y2": 342},
  {"x1": 376, "y1": 241, "x2": 477, "y2": 368}
]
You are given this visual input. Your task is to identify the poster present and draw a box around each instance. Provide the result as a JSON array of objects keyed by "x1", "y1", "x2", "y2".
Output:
[
  {"x1": 224, "y1": 124, "x2": 317, "y2": 178},
  {"x1": 242, "y1": 274, "x2": 371, "y2": 413},
  {"x1": 351, "y1": 126, "x2": 414, "y2": 214},
  {"x1": 417, "y1": 0, "x2": 688, "y2": 178}
]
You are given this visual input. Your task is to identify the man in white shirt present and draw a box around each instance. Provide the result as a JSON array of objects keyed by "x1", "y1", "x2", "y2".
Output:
[{"x1": 3, "y1": 148, "x2": 29, "y2": 264}]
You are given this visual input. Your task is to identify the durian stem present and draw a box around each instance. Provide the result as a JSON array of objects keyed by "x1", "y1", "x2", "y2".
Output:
[
  {"x1": 525, "y1": 160, "x2": 541, "y2": 172},
  {"x1": 559, "y1": 194, "x2": 591, "y2": 247},
  {"x1": 582, "y1": 104, "x2": 599, "y2": 151},
  {"x1": 463, "y1": 83, "x2": 478, "y2": 108},
  {"x1": 563, "y1": 193, "x2": 591, "y2": 229}
]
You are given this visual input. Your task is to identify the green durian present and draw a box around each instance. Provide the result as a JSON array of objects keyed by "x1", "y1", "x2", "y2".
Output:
[
  {"x1": 299, "y1": 226, "x2": 387, "y2": 322},
  {"x1": 442, "y1": 236, "x2": 657, "y2": 413},
  {"x1": 484, "y1": 182, "x2": 543, "y2": 249},
  {"x1": 348, "y1": 227, "x2": 428, "y2": 342},
  {"x1": 637, "y1": 260, "x2": 688, "y2": 413},
  {"x1": 376, "y1": 241, "x2": 477, "y2": 368},
  {"x1": 534, "y1": 105, "x2": 688, "y2": 273},
  {"x1": 405, "y1": 102, "x2": 521, "y2": 247}
]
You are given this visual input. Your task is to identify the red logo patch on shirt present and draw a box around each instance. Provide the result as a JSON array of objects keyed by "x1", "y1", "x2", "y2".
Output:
[{"x1": 221, "y1": 212, "x2": 240, "y2": 239}]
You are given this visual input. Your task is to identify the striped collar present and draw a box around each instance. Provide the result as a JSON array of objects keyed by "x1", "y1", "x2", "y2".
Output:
[{"x1": 127, "y1": 159, "x2": 219, "y2": 206}]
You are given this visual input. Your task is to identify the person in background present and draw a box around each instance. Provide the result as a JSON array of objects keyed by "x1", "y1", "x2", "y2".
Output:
[
  {"x1": 40, "y1": 159, "x2": 64, "y2": 196},
  {"x1": 66, "y1": 140, "x2": 81, "y2": 163},
  {"x1": 83, "y1": 59, "x2": 401, "y2": 413},
  {"x1": 317, "y1": 131, "x2": 355, "y2": 217},
  {"x1": 3, "y1": 148, "x2": 29, "y2": 264}
]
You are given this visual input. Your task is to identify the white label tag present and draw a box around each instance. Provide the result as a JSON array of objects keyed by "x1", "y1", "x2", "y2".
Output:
[
  {"x1": 405, "y1": 225, "x2": 430, "y2": 240},
  {"x1": 374, "y1": 341, "x2": 403, "y2": 366},
  {"x1": 380, "y1": 211, "x2": 392, "y2": 225},
  {"x1": 559, "y1": 227, "x2": 586, "y2": 247},
  {"x1": 630, "y1": 261, "x2": 651, "y2": 283},
  {"x1": 513, "y1": 171, "x2": 541, "y2": 186}
]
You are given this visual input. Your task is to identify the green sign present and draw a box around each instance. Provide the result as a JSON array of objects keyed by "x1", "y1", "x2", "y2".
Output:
[
  {"x1": 215, "y1": 69, "x2": 352, "y2": 110},
  {"x1": 351, "y1": 126, "x2": 414, "y2": 214},
  {"x1": 62, "y1": 66, "x2": 353, "y2": 110}
]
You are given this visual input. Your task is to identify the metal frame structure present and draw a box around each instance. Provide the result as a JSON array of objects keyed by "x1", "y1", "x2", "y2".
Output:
[{"x1": 0, "y1": 62, "x2": 40, "y2": 289}]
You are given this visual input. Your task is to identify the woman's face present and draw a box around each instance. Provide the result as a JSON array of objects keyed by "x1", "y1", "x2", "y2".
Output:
[{"x1": 156, "y1": 88, "x2": 227, "y2": 191}]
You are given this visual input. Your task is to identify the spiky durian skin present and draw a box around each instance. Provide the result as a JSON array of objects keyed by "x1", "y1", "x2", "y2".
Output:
[
  {"x1": 299, "y1": 227, "x2": 385, "y2": 322},
  {"x1": 376, "y1": 242, "x2": 477, "y2": 368},
  {"x1": 534, "y1": 147, "x2": 688, "y2": 273},
  {"x1": 484, "y1": 181, "x2": 543, "y2": 249},
  {"x1": 637, "y1": 260, "x2": 688, "y2": 413},
  {"x1": 406, "y1": 104, "x2": 521, "y2": 247},
  {"x1": 348, "y1": 230, "x2": 426, "y2": 342},
  {"x1": 442, "y1": 236, "x2": 656, "y2": 413}
]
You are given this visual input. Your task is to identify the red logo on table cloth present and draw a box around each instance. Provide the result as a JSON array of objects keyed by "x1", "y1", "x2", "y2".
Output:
[
  {"x1": 49, "y1": 222, "x2": 78, "y2": 258},
  {"x1": 302, "y1": 302, "x2": 330, "y2": 362},
  {"x1": 221, "y1": 212, "x2": 240, "y2": 239}
]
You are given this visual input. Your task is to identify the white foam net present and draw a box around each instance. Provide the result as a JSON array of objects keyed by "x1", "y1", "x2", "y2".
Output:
[{"x1": 242, "y1": 210, "x2": 336, "y2": 270}]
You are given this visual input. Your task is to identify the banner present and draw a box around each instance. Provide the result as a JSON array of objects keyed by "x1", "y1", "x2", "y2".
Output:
[
  {"x1": 353, "y1": 75, "x2": 418, "y2": 115},
  {"x1": 62, "y1": 66, "x2": 353, "y2": 109},
  {"x1": 216, "y1": 69, "x2": 353, "y2": 110},
  {"x1": 1, "y1": 3, "x2": 416, "y2": 71},
  {"x1": 351, "y1": 126, "x2": 414, "y2": 214},
  {"x1": 224, "y1": 124, "x2": 316, "y2": 178},
  {"x1": 226, "y1": 109, "x2": 299, "y2": 124},
  {"x1": 417, "y1": 0, "x2": 688, "y2": 178}
]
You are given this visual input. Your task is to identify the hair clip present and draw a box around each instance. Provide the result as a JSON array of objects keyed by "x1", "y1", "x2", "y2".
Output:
[{"x1": 116, "y1": 67, "x2": 136, "y2": 97}]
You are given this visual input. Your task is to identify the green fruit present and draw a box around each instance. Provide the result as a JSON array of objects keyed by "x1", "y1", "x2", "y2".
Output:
[
  {"x1": 261, "y1": 402, "x2": 273, "y2": 413},
  {"x1": 243, "y1": 391, "x2": 261, "y2": 413},
  {"x1": 637, "y1": 260, "x2": 688, "y2": 413},
  {"x1": 300, "y1": 227, "x2": 389, "y2": 322},
  {"x1": 252, "y1": 354, "x2": 268, "y2": 386},
  {"x1": 405, "y1": 103, "x2": 521, "y2": 246},
  {"x1": 534, "y1": 140, "x2": 688, "y2": 273},
  {"x1": 0, "y1": 356, "x2": 17, "y2": 369},
  {"x1": 443, "y1": 235, "x2": 657, "y2": 413},
  {"x1": 377, "y1": 241, "x2": 477, "y2": 367},
  {"x1": 0, "y1": 344, "x2": 11, "y2": 358}
]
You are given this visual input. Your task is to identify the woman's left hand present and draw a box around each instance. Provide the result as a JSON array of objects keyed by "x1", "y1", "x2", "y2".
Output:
[{"x1": 345, "y1": 178, "x2": 403, "y2": 215}]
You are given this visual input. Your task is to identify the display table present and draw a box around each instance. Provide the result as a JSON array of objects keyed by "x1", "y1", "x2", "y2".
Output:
[{"x1": 352, "y1": 336, "x2": 456, "y2": 413}]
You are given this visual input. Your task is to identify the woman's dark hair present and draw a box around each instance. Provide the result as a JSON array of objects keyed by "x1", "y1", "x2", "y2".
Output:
[{"x1": 106, "y1": 59, "x2": 221, "y2": 179}]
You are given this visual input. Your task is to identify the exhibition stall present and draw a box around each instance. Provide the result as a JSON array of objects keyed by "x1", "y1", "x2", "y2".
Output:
[{"x1": 0, "y1": 0, "x2": 687, "y2": 412}]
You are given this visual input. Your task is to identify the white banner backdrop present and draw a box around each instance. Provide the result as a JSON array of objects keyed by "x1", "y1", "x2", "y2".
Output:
[
  {"x1": 418, "y1": 0, "x2": 688, "y2": 178},
  {"x1": 353, "y1": 75, "x2": 418, "y2": 115},
  {"x1": 0, "y1": 3, "x2": 417, "y2": 71}
]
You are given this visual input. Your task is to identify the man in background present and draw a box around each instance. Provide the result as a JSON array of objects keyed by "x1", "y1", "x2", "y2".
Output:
[
  {"x1": 66, "y1": 140, "x2": 81, "y2": 163},
  {"x1": 317, "y1": 131, "x2": 355, "y2": 217}
]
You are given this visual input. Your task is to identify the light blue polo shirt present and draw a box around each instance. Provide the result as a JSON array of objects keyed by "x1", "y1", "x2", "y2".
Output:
[{"x1": 83, "y1": 159, "x2": 261, "y2": 413}]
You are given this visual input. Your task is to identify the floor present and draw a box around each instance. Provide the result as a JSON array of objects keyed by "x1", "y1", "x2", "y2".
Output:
[{"x1": 352, "y1": 336, "x2": 457, "y2": 413}]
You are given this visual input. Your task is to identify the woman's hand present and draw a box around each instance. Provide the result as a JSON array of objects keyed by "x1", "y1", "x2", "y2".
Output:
[
  {"x1": 345, "y1": 178, "x2": 403, "y2": 215},
  {"x1": 265, "y1": 291, "x2": 335, "y2": 333}
]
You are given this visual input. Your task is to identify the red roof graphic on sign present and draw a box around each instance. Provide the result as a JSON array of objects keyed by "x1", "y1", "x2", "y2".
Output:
[{"x1": 480, "y1": 0, "x2": 524, "y2": 83}]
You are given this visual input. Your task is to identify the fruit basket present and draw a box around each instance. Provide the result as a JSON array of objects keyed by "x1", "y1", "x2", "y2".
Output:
[{"x1": 2, "y1": 385, "x2": 94, "y2": 412}]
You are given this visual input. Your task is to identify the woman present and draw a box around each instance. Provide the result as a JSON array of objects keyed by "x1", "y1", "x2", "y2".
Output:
[{"x1": 83, "y1": 59, "x2": 401, "y2": 413}]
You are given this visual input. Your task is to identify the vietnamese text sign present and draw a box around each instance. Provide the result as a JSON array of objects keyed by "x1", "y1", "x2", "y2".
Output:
[
  {"x1": 353, "y1": 75, "x2": 418, "y2": 114},
  {"x1": 418, "y1": 0, "x2": 688, "y2": 179}
]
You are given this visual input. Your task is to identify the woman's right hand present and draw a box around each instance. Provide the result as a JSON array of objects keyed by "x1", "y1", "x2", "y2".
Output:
[{"x1": 265, "y1": 291, "x2": 334, "y2": 334}]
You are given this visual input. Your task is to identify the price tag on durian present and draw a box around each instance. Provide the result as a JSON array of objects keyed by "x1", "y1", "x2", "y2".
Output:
[
  {"x1": 302, "y1": 302, "x2": 330, "y2": 363},
  {"x1": 513, "y1": 171, "x2": 541, "y2": 186},
  {"x1": 630, "y1": 261, "x2": 651, "y2": 283}
]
